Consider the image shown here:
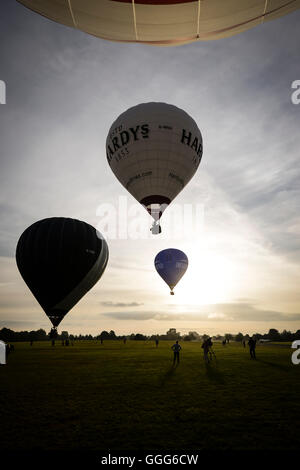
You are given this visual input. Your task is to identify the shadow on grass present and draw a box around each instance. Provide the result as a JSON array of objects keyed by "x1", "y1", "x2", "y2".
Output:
[
  {"x1": 256, "y1": 358, "x2": 291, "y2": 372},
  {"x1": 160, "y1": 363, "x2": 178, "y2": 387},
  {"x1": 205, "y1": 362, "x2": 225, "y2": 384}
]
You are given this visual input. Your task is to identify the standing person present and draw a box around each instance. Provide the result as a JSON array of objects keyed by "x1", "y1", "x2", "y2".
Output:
[
  {"x1": 206, "y1": 337, "x2": 214, "y2": 361},
  {"x1": 6, "y1": 344, "x2": 11, "y2": 357},
  {"x1": 202, "y1": 337, "x2": 212, "y2": 363},
  {"x1": 155, "y1": 338, "x2": 159, "y2": 348},
  {"x1": 50, "y1": 327, "x2": 57, "y2": 346},
  {"x1": 248, "y1": 337, "x2": 257, "y2": 359},
  {"x1": 171, "y1": 340, "x2": 181, "y2": 365},
  {"x1": 242, "y1": 339, "x2": 246, "y2": 348},
  {"x1": 30, "y1": 340, "x2": 33, "y2": 346},
  {"x1": 123, "y1": 337, "x2": 127, "y2": 344}
]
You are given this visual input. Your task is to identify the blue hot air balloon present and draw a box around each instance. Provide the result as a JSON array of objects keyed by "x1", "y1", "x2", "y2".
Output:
[{"x1": 154, "y1": 249, "x2": 188, "y2": 295}]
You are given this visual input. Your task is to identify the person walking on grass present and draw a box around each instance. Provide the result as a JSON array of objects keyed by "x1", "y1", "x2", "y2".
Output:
[
  {"x1": 202, "y1": 337, "x2": 212, "y2": 364},
  {"x1": 248, "y1": 337, "x2": 257, "y2": 359},
  {"x1": 171, "y1": 340, "x2": 181, "y2": 365}
]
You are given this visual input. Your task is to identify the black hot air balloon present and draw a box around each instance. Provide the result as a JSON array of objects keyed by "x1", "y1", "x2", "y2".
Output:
[{"x1": 16, "y1": 217, "x2": 109, "y2": 329}]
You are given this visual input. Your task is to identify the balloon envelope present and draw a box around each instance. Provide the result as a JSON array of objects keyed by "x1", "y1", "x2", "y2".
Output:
[
  {"x1": 106, "y1": 102, "x2": 202, "y2": 226},
  {"x1": 155, "y1": 248, "x2": 188, "y2": 293},
  {"x1": 16, "y1": 217, "x2": 109, "y2": 327},
  {"x1": 18, "y1": 0, "x2": 300, "y2": 46}
]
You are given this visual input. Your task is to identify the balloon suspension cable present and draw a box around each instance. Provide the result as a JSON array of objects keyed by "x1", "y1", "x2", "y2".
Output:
[
  {"x1": 49, "y1": 326, "x2": 58, "y2": 340},
  {"x1": 150, "y1": 221, "x2": 161, "y2": 235},
  {"x1": 67, "y1": 0, "x2": 78, "y2": 28}
]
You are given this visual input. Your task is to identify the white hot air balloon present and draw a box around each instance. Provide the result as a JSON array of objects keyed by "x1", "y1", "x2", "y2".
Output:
[
  {"x1": 17, "y1": 1, "x2": 300, "y2": 46},
  {"x1": 106, "y1": 102, "x2": 202, "y2": 233}
]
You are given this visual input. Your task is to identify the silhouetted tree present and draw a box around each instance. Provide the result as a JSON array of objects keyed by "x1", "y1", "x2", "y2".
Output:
[
  {"x1": 281, "y1": 330, "x2": 293, "y2": 341},
  {"x1": 268, "y1": 329, "x2": 280, "y2": 341},
  {"x1": 134, "y1": 333, "x2": 147, "y2": 341},
  {"x1": 0, "y1": 328, "x2": 15, "y2": 342},
  {"x1": 295, "y1": 330, "x2": 300, "y2": 339},
  {"x1": 99, "y1": 331, "x2": 110, "y2": 340},
  {"x1": 235, "y1": 332, "x2": 244, "y2": 342}
]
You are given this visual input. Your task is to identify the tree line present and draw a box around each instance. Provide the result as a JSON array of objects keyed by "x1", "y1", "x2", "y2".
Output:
[{"x1": 0, "y1": 327, "x2": 299, "y2": 343}]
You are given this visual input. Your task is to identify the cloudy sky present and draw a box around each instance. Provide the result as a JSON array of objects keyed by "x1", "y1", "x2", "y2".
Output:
[{"x1": 0, "y1": 1, "x2": 300, "y2": 336}]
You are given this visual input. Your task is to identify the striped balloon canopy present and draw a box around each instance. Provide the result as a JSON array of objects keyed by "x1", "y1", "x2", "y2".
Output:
[
  {"x1": 17, "y1": 0, "x2": 300, "y2": 46},
  {"x1": 16, "y1": 218, "x2": 109, "y2": 328}
]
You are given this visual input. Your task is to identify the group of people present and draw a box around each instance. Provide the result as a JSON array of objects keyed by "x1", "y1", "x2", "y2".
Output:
[
  {"x1": 24, "y1": 335, "x2": 257, "y2": 363},
  {"x1": 171, "y1": 337, "x2": 257, "y2": 365}
]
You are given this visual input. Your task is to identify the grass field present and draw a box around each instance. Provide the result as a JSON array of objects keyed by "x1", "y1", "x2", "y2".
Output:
[{"x1": 1, "y1": 340, "x2": 300, "y2": 452}]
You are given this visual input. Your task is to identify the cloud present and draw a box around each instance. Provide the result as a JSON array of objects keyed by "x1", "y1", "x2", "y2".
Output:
[
  {"x1": 104, "y1": 311, "x2": 155, "y2": 321},
  {"x1": 207, "y1": 313, "x2": 231, "y2": 320},
  {"x1": 0, "y1": 320, "x2": 45, "y2": 329},
  {"x1": 0, "y1": 282, "x2": 14, "y2": 288},
  {"x1": 103, "y1": 303, "x2": 300, "y2": 322},
  {"x1": 109, "y1": 261, "x2": 152, "y2": 272},
  {"x1": 100, "y1": 301, "x2": 143, "y2": 308}
]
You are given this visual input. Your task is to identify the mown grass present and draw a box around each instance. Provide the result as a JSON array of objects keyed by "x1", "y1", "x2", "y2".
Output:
[{"x1": 1, "y1": 340, "x2": 299, "y2": 451}]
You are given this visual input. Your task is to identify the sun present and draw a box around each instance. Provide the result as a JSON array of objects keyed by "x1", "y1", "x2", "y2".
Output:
[{"x1": 169, "y1": 247, "x2": 236, "y2": 306}]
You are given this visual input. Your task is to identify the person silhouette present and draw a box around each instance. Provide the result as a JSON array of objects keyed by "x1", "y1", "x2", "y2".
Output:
[
  {"x1": 202, "y1": 338, "x2": 212, "y2": 363},
  {"x1": 171, "y1": 340, "x2": 181, "y2": 365},
  {"x1": 248, "y1": 337, "x2": 257, "y2": 359}
]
